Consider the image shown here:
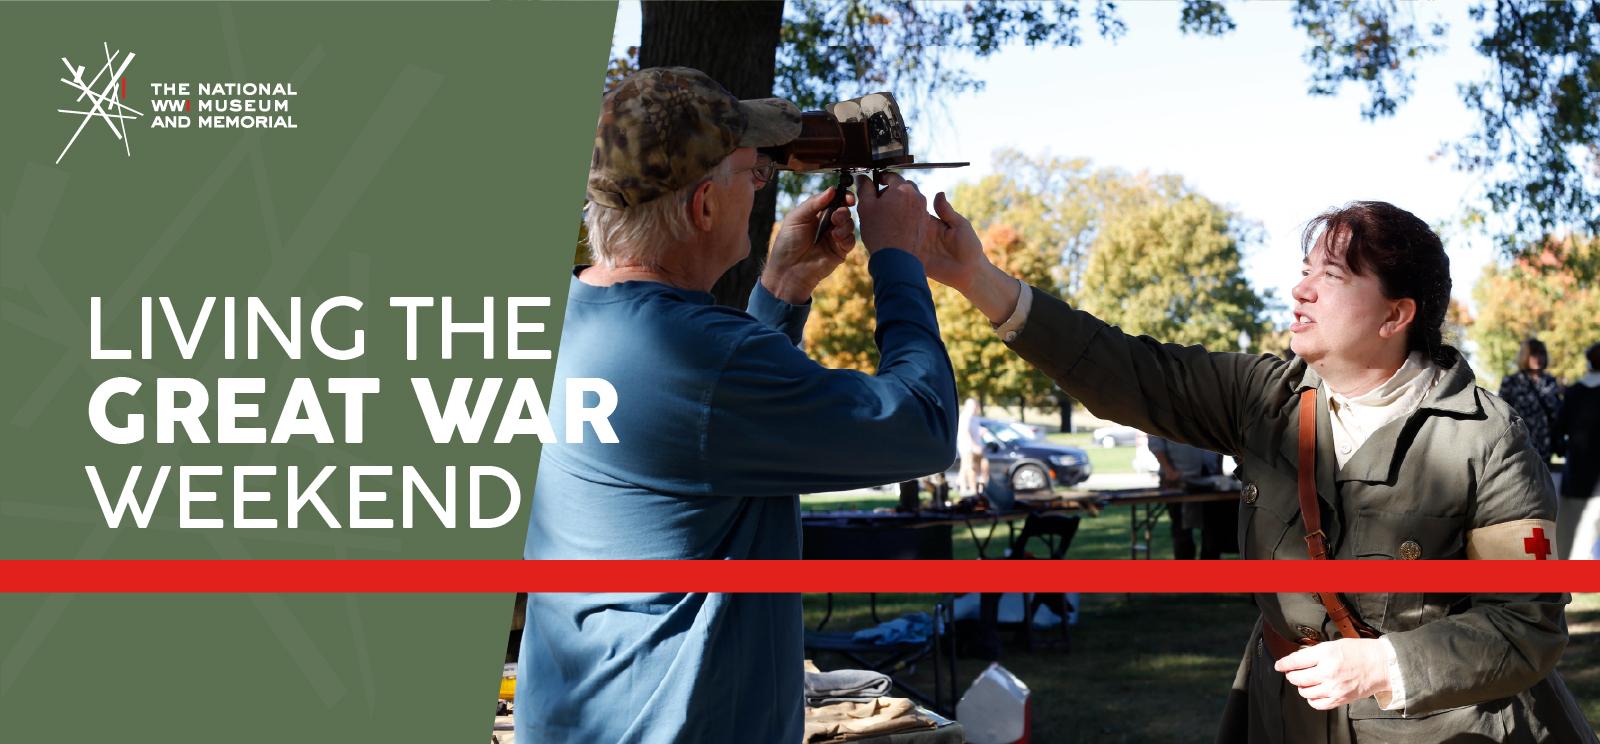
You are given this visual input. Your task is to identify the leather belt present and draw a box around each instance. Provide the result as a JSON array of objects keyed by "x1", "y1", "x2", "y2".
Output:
[{"x1": 1261, "y1": 622, "x2": 1309, "y2": 661}]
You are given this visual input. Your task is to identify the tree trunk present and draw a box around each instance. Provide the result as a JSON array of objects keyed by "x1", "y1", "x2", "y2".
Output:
[
  {"x1": 639, "y1": 1, "x2": 786, "y2": 308},
  {"x1": 1054, "y1": 387, "x2": 1074, "y2": 433}
]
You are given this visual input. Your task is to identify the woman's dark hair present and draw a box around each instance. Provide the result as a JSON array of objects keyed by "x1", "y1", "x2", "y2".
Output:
[
  {"x1": 1587, "y1": 342, "x2": 1600, "y2": 372},
  {"x1": 1516, "y1": 338, "x2": 1549, "y2": 372},
  {"x1": 1301, "y1": 201, "x2": 1457, "y2": 367}
]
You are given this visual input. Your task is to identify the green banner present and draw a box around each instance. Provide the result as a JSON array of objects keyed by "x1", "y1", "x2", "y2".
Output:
[{"x1": 0, "y1": 2, "x2": 614, "y2": 740}]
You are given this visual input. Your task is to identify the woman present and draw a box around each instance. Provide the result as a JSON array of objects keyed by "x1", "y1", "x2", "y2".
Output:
[
  {"x1": 903, "y1": 187, "x2": 1594, "y2": 743},
  {"x1": 1501, "y1": 338, "x2": 1565, "y2": 466},
  {"x1": 956, "y1": 397, "x2": 989, "y2": 496}
]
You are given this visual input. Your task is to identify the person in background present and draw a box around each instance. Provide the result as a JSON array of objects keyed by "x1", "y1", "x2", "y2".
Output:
[
  {"x1": 1500, "y1": 338, "x2": 1564, "y2": 467},
  {"x1": 1148, "y1": 435, "x2": 1231, "y2": 560},
  {"x1": 957, "y1": 397, "x2": 989, "y2": 496},
  {"x1": 1554, "y1": 342, "x2": 1600, "y2": 559}
]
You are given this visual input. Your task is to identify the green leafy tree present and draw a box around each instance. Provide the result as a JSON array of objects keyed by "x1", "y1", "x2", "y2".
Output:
[
  {"x1": 1470, "y1": 235, "x2": 1600, "y2": 384},
  {"x1": 630, "y1": 0, "x2": 1236, "y2": 305},
  {"x1": 775, "y1": 0, "x2": 1138, "y2": 113},
  {"x1": 807, "y1": 155, "x2": 1271, "y2": 418},
  {"x1": 774, "y1": 0, "x2": 1600, "y2": 250},
  {"x1": 1286, "y1": 0, "x2": 1599, "y2": 250},
  {"x1": 622, "y1": 0, "x2": 1598, "y2": 290},
  {"x1": 945, "y1": 151, "x2": 1094, "y2": 302},
  {"x1": 931, "y1": 224, "x2": 1062, "y2": 415},
  {"x1": 1077, "y1": 189, "x2": 1271, "y2": 352},
  {"x1": 618, "y1": 1, "x2": 1121, "y2": 305},
  {"x1": 945, "y1": 149, "x2": 1198, "y2": 302},
  {"x1": 805, "y1": 246, "x2": 878, "y2": 373},
  {"x1": 804, "y1": 225, "x2": 1062, "y2": 414}
]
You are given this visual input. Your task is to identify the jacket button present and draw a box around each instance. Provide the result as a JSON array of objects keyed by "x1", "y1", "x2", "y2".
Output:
[
  {"x1": 1296, "y1": 625, "x2": 1322, "y2": 643},
  {"x1": 1242, "y1": 483, "x2": 1259, "y2": 504},
  {"x1": 1399, "y1": 540, "x2": 1422, "y2": 560}
]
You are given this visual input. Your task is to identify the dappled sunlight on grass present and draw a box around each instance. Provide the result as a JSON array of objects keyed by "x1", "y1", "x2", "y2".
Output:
[
  {"x1": 1126, "y1": 652, "x2": 1235, "y2": 678},
  {"x1": 805, "y1": 593, "x2": 1256, "y2": 742},
  {"x1": 1561, "y1": 592, "x2": 1599, "y2": 726},
  {"x1": 803, "y1": 592, "x2": 1600, "y2": 741}
]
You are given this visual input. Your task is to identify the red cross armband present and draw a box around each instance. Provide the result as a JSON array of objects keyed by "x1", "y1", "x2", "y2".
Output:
[{"x1": 1466, "y1": 519, "x2": 1560, "y2": 560}]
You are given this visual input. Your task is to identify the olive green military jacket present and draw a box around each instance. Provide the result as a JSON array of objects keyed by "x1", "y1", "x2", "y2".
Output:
[{"x1": 1003, "y1": 287, "x2": 1596, "y2": 742}]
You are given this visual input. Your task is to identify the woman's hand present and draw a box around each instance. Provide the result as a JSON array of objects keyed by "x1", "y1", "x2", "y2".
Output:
[
  {"x1": 917, "y1": 192, "x2": 986, "y2": 290},
  {"x1": 1275, "y1": 638, "x2": 1393, "y2": 711},
  {"x1": 919, "y1": 192, "x2": 1020, "y2": 324}
]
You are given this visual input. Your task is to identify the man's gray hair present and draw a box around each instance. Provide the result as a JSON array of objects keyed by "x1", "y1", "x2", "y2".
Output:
[{"x1": 585, "y1": 156, "x2": 735, "y2": 269}]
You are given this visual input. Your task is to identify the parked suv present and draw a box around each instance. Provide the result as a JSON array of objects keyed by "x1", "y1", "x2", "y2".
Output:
[{"x1": 970, "y1": 417, "x2": 1091, "y2": 499}]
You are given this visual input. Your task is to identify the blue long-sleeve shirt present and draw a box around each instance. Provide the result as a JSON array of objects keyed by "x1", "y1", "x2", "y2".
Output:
[{"x1": 515, "y1": 248, "x2": 956, "y2": 744}]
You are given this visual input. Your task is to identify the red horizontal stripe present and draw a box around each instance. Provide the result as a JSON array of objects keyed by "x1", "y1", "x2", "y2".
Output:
[{"x1": 0, "y1": 560, "x2": 1595, "y2": 593}]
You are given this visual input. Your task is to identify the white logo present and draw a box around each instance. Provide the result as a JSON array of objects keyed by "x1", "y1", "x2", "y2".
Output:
[{"x1": 57, "y1": 43, "x2": 144, "y2": 164}]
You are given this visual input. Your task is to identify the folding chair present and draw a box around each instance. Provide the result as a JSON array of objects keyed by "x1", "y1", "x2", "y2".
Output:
[
  {"x1": 974, "y1": 512, "x2": 1079, "y2": 655},
  {"x1": 1009, "y1": 513, "x2": 1078, "y2": 651},
  {"x1": 804, "y1": 599, "x2": 958, "y2": 716}
]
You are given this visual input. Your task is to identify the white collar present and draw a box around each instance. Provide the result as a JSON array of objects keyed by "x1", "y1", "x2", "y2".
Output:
[
  {"x1": 1323, "y1": 351, "x2": 1441, "y2": 467},
  {"x1": 1579, "y1": 372, "x2": 1600, "y2": 388},
  {"x1": 1328, "y1": 351, "x2": 1436, "y2": 411}
]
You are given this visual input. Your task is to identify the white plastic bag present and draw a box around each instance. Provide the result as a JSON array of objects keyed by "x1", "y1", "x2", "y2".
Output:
[{"x1": 956, "y1": 662, "x2": 1031, "y2": 744}]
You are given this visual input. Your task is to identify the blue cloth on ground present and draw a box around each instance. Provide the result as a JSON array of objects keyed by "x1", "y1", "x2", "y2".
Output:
[
  {"x1": 852, "y1": 612, "x2": 934, "y2": 646},
  {"x1": 516, "y1": 249, "x2": 957, "y2": 744}
]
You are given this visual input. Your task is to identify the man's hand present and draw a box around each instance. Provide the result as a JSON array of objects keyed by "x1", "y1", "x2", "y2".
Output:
[
  {"x1": 761, "y1": 186, "x2": 857, "y2": 304},
  {"x1": 1275, "y1": 638, "x2": 1392, "y2": 711},
  {"x1": 855, "y1": 172, "x2": 930, "y2": 256},
  {"x1": 1154, "y1": 451, "x2": 1180, "y2": 487}
]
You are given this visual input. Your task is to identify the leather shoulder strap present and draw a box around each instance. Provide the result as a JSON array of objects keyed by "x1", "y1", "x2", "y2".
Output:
[
  {"x1": 1297, "y1": 389, "x2": 1327, "y2": 559},
  {"x1": 1296, "y1": 387, "x2": 1379, "y2": 640}
]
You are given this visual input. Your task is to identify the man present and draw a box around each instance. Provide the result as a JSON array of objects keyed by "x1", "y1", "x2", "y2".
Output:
[
  {"x1": 515, "y1": 68, "x2": 958, "y2": 743},
  {"x1": 1148, "y1": 435, "x2": 1232, "y2": 560}
]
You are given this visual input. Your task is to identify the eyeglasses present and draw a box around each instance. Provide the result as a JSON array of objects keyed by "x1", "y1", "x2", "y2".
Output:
[{"x1": 734, "y1": 159, "x2": 778, "y2": 190}]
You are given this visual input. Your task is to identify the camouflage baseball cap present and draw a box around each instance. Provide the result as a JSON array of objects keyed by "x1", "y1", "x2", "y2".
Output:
[{"x1": 587, "y1": 67, "x2": 801, "y2": 209}]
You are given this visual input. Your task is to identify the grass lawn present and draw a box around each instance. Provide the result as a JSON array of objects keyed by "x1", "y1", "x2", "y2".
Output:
[
  {"x1": 801, "y1": 492, "x2": 1175, "y2": 561},
  {"x1": 803, "y1": 593, "x2": 1258, "y2": 743},
  {"x1": 798, "y1": 492, "x2": 1600, "y2": 740},
  {"x1": 1566, "y1": 591, "x2": 1600, "y2": 727},
  {"x1": 804, "y1": 591, "x2": 1600, "y2": 742}
]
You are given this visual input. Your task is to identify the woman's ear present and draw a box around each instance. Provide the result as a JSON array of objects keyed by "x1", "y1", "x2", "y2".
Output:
[
  {"x1": 688, "y1": 180, "x2": 716, "y2": 233},
  {"x1": 1380, "y1": 297, "x2": 1418, "y2": 339}
]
